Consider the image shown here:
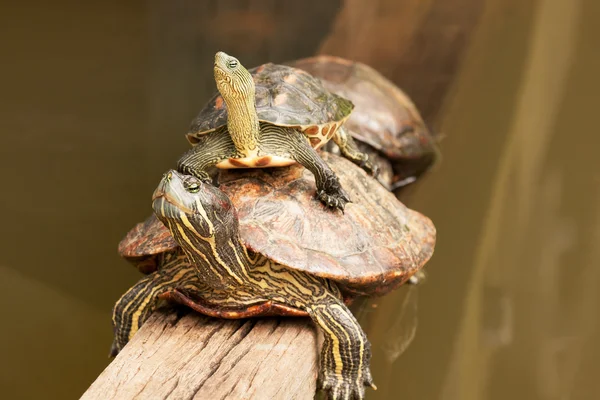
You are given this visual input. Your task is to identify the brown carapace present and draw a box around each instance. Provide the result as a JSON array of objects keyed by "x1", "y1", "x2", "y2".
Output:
[
  {"x1": 291, "y1": 55, "x2": 441, "y2": 190},
  {"x1": 113, "y1": 153, "x2": 436, "y2": 400},
  {"x1": 119, "y1": 152, "x2": 435, "y2": 302}
]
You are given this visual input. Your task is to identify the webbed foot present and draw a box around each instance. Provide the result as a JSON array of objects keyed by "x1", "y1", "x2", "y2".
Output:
[
  {"x1": 108, "y1": 337, "x2": 120, "y2": 358},
  {"x1": 110, "y1": 262, "x2": 200, "y2": 359},
  {"x1": 308, "y1": 296, "x2": 375, "y2": 400},
  {"x1": 176, "y1": 127, "x2": 238, "y2": 185},
  {"x1": 177, "y1": 162, "x2": 214, "y2": 185},
  {"x1": 333, "y1": 127, "x2": 380, "y2": 180},
  {"x1": 320, "y1": 365, "x2": 375, "y2": 400},
  {"x1": 317, "y1": 174, "x2": 351, "y2": 211},
  {"x1": 358, "y1": 155, "x2": 379, "y2": 179}
]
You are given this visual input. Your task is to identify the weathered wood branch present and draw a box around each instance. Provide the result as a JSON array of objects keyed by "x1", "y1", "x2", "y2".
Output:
[{"x1": 82, "y1": 310, "x2": 318, "y2": 400}]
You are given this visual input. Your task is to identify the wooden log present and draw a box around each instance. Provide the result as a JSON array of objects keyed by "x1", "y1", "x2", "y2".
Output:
[{"x1": 82, "y1": 310, "x2": 318, "y2": 400}]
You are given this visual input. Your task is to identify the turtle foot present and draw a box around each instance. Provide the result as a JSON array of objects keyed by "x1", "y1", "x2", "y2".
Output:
[
  {"x1": 319, "y1": 367, "x2": 375, "y2": 400},
  {"x1": 190, "y1": 173, "x2": 214, "y2": 185},
  {"x1": 108, "y1": 339, "x2": 120, "y2": 358},
  {"x1": 177, "y1": 163, "x2": 214, "y2": 185},
  {"x1": 317, "y1": 175, "x2": 351, "y2": 211},
  {"x1": 360, "y1": 156, "x2": 379, "y2": 179}
]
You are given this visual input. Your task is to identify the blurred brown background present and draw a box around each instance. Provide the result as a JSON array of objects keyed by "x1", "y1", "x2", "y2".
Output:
[{"x1": 0, "y1": 0, "x2": 599, "y2": 399}]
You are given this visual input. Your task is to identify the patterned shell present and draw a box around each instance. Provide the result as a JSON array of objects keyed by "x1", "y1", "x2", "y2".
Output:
[
  {"x1": 219, "y1": 152, "x2": 436, "y2": 296},
  {"x1": 119, "y1": 153, "x2": 436, "y2": 296},
  {"x1": 187, "y1": 63, "x2": 354, "y2": 143},
  {"x1": 290, "y1": 55, "x2": 438, "y2": 161},
  {"x1": 118, "y1": 215, "x2": 177, "y2": 274}
]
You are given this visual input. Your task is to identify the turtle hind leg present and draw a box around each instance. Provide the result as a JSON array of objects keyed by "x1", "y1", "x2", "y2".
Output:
[
  {"x1": 259, "y1": 124, "x2": 351, "y2": 211},
  {"x1": 307, "y1": 293, "x2": 375, "y2": 400},
  {"x1": 110, "y1": 258, "x2": 198, "y2": 356},
  {"x1": 332, "y1": 127, "x2": 379, "y2": 177},
  {"x1": 177, "y1": 126, "x2": 239, "y2": 183}
]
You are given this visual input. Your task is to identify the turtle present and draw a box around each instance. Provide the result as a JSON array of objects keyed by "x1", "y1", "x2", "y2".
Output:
[
  {"x1": 112, "y1": 153, "x2": 436, "y2": 399},
  {"x1": 289, "y1": 55, "x2": 441, "y2": 192},
  {"x1": 177, "y1": 51, "x2": 378, "y2": 211}
]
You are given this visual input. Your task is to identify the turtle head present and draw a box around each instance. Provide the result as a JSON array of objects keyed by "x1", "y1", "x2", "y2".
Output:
[
  {"x1": 152, "y1": 170, "x2": 238, "y2": 240},
  {"x1": 213, "y1": 51, "x2": 255, "y2": 100}
]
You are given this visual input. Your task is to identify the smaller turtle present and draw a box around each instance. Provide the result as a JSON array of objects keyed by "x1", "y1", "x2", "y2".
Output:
[
  {"x1": 291, "y1": 55, "x2": 440, "y2": 191},
  {"x1": 177, "y1": 52, "x2": 378, "y2": 211},
  {"x1": 113, "y1": 153, "x2": 435, "y2": 400}
]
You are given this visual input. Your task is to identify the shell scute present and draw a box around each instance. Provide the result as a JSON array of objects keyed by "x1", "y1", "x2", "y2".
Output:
[
  {"x1": 219, "y1": 152, "x2": 436, "y2": 295},
  {"x1": 121, "y1": 154, "x2": 435, "y2": 297},
  {"x1": 187, "y1": 63, "x2": 354, "y2": 140},
  {"x1": 290, "y1": 55, "x2": 437, "y2": 161},
  {"x1": 118, "y1": 215, "x2": 175, "y2": 259}
]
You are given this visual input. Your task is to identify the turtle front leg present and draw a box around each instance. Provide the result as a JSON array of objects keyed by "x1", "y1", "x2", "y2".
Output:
[
  {"x1": 110, "y1": 257, "x2": 200, "y2": 356},
  {"x1": 177, "y1": 126, "x2": 239, "y2": 183},
  {"x1": 259, "y1": 124, "x2": 351, "y2": 211},
  {"x1": 307, "y1": 292, "x2": 375, "y2": 400},
  {"x1": 332, "y1": 126, "x2": 379, "y2": 177}
]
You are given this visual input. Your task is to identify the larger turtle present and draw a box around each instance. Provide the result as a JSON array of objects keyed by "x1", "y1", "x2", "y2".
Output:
[
  {"x1": 290, "y1": 55, "x2": 440, "y2": 191},
  {"x1": 177, "y1": 52, "x2": 377, "y2": 211},
  {"x1": 112, "y1": 153, "x2": 435, "y2": 399}
]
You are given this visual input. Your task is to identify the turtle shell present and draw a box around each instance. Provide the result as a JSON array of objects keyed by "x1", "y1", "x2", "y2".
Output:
[
  {"x1": 120, "y1": 153, "x2": 435, "y2": 296},
  {"x1": 290, "y1": 56, "x2": 440, "y2": 181},
  {"x1": 118, "y1": 215, "x2": 177, "y2": 274},
  {"x1": 187, "y1": 63, "x2": 354, "y2": 148},
  {"x1": 219, "y1": 152, "x2": 436, "y2": 296}
]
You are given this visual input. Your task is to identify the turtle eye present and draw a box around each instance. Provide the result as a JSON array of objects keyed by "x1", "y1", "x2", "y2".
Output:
[
  {"x1": 227, "y1": 59, "x2": 238, "y2": 69},
  {"x1": 186, "y1": 182, "x2": 200, "y2": 193}
]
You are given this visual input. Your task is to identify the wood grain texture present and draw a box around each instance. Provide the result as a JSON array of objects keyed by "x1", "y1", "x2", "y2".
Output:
[{"x1": 82, "y1": 310, "x2": 318, "y2": 400}]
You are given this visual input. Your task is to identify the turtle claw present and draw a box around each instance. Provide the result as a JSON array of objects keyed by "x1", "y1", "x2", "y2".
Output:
[
  {"x1": 199, "y1": 176, "x2": 214, "y2": 185},
  {"x1": 177, "y1": 163, "x2": 214, "y2": 185},
  {"x1": 362, "y1": 368, "x2": 376, "y2": 390},
  {"x1": 317, "y1": 189, "x2": 351, "y2": 212},
  {"x1": 318, "y1": 343, "x2": 375, "y2": 400},
  {"x1": 360, "y1": 156, "x2": 379, "y2": 179},
  {"x1": 317, "y1": 175, "x2": 351, "y2": 211},
  {"x1": 190, "y1": 173, "x2": 214, "y2": 185},
  {"x1": 319, "y1": 369, "x2": 375, "y2": 400},
  {"x1": 108, "y1": 339, "x2": 120, "y2": 358}
]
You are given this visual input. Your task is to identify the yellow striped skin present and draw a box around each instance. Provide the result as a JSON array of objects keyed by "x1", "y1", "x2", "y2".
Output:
[
  {"x1": 214, "y1": 51, "x2": 261, "y2": 155},
  {"x1": 147, "y1": 170, "x2": 375, "y2": 399},
  {"x1": 176, "y1": 52, "x2": 378, "y2": 211},
  {"x1": 177, "y1": 122, "x2": 352, "y2": 209},
  {"x1": 110, "y1": 251, "x2": 200, "y2": 356},
  {"x1": 111, "y1": 248, "x2": 374, "y2": 400}
]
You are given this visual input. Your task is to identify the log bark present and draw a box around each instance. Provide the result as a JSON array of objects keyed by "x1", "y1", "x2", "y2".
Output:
[{"x1": 82, "y1": 310, "x2": 318, "y2": 400}]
